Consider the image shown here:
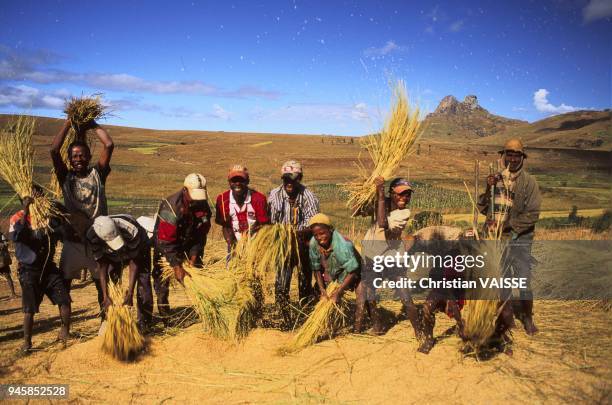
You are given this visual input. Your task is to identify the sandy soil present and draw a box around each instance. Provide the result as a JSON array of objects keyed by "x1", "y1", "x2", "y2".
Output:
[{"x1": 1, "y1": 275, "x2": 610, "y2": 404}]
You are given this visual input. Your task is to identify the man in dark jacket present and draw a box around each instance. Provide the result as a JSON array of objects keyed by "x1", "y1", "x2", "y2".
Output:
[
  {"x1": 9, "y1": 192, "x2": 71, "y2": 352},
  {"x1": 477, "y1": 138, "x2": 542, "y2": 335},
  {"x1": 152, "y1": 173, "x2": 212, "y2": 319},
  {"x1": 86, "y1": 214, "x2": 154, "y2": 331}
]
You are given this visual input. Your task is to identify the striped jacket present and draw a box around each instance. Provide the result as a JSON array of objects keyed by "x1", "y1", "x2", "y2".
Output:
[{"x1": 268, "y1": 184, "x2": 319, "y2": 231}]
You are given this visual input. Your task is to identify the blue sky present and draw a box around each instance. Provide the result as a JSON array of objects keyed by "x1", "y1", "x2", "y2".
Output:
[{"x1": 0, "y1": 0, "x2": 610, "y2": 135}]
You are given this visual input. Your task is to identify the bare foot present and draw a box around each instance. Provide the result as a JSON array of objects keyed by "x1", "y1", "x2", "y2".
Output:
[
  {"x1": 21, "y1": 341, "x2": 32, "y2": 354},
  {"x1": 417, "y1": 337, "x2": 435, "y2": 354},
  {"x1": 523, "y1": 318, "x2": 538, "y2": 336}
]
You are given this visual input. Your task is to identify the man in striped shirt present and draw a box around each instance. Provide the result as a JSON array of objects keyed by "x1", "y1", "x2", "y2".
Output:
[{"x1": 268, "y1": 160, "x2": 319, "y2": 321}]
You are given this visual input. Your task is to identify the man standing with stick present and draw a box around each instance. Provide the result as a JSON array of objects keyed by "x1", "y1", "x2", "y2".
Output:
[{"x1": 477, "y1": 138, "x2": 542, "y2": 335}]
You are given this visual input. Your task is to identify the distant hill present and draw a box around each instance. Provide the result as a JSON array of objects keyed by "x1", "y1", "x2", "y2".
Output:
[
  {"x1": 422, "y1": 95, "x2": 527, "y2": 139},
  {"x1": 472, "y1": 109, "x2": 611, "y2": 151}
]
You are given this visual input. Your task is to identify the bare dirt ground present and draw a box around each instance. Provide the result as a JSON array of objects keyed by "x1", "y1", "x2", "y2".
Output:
[{"x1": 1, "y1": 271, "x2": 610, "y2": 404}]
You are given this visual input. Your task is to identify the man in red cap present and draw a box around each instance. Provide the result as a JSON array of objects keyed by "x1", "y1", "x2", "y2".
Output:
[
  {"x1": 152, "y1": 173, "x2": 212, "y2": 321},
  {"x1": 215, "y1": 165, "x2": 269, "y2": 250}
]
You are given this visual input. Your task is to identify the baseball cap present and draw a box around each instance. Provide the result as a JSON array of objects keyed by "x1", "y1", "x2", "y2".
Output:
[
  {"x1": 183, "y1": 173, "x2": 208, "y2": 200},
  {"x1": 228, "y1": 164, "x2": 249, "y2": 180},
  {"x1": 93, "y1": 216, "x2": 125, "y2": 251},
  {"x1": 281, "y1": 160, "x2": 303, "y2": 180},
  {"x1": 389, "y1": 178, "x2": 413, "y2": 194}
]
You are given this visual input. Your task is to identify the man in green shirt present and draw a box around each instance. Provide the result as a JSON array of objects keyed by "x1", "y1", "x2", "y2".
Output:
[{"x1": 308, "y1": 213, "x2": 381, "y2": 333}]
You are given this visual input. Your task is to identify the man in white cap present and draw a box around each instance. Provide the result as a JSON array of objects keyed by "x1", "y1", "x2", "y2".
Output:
[
  {"x1": 86, "y1": 214, "x2": 154, "y2": 331},
  {"x1": 268, "y1": 160, "x2": 319, "y2": 324},
  {"x1": 152, "y1": 173, "x2": 212, "y2": 321}
]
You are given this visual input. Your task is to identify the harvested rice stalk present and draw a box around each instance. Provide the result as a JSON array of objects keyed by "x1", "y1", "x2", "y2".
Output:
[
  {"x1": 461, "y1": 237, "x2": 508, "y2": 352},
  {"x1": 64, "y1": 94, "x2": 109, "y2": 133},
  {"x1": 101, "y1": 281, "x2": 145, "y2": 361},
  {"x1": 159, "y1": 258, "x2": 255, "y2": 341},
  {"x1": 279, "y1": 282, "x2": 355, "y2": 355},
  {"x1": 460, "y1": 181, "x2": 512, "y2": 352},
  {"x1": 230, "y1": 224, "x2": 300, "y2": 295},
  {"x1": 0, "y1": 115, "x2": 62, "y2": 230},
  {"x1": 342, "y1": 80, "x2": 421, "y2": 216},
  {"x1": 50, "y1": 94, "x2": 109, "y2": 196}
]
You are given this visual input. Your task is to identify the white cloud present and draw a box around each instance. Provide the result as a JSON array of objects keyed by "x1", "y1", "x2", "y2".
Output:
[
  {"x1": 0, "y1": 46, "x2": 281, "y2": 99},
  {"x1": 583, "y1": 0, "x2": 612, "y2": 22},
  {"x1": 449, "y1": 20, "x2": 464, "y2": 32},
  {"x1": 0, "y1": 85, "x2": 66, "y2": 109},
  {"x1": 211, "y1": 104, "x2": 232, "y2": 120},
  {"x1": 363, "y1": 41, "x2": 403, "y2": 57},
  {"x1": 533, "y1": 89, "x2": 584, "y2": 114}
]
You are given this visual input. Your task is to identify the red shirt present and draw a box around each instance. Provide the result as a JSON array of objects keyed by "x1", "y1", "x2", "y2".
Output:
[{"x1": 215, "y1": 189, "x2": 269, "y2": 240}]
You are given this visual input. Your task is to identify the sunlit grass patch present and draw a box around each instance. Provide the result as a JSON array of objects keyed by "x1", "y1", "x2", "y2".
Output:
[
  {"x1": 128, "y1": 142, "x2": 171, "y2": 154},
  {"x1": 250, "y1": 141, "x2": 273, "y2": 148}
]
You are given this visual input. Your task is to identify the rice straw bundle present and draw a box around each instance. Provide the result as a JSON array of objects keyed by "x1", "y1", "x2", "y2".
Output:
[
  {"x1": 101, "y1": 281, "x2": 145, "y2": 361},
  {"x1": 50, "y1": 94, "x2": 109, "y2": 196},
  {"x1": 462, "y1": 182, "x2": 511, "y2": 352},
  {"x1": 278, "y1": 282, "x2": 355, "y2": 355},
  {"x1": 160, "y1": 258, "x2": 255, "y2": 341},
  {"x1": 0, "y1": 115, "x2": 61, "y2": 230},
  {"x1": 64, "y1": 94, "x2": 109, "y2": 133},
  {"x1": 230, "y1": 224, "x2": 301, "y2": 295},
  {"x1": 342, "y1": 80, "x2": 421, "y2": 216}
]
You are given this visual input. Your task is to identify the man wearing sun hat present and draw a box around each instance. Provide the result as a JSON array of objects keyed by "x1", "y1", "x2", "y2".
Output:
[
  {"x1": 215, "y1": 165, "x2": 269, "y2": 250},
  {"x1": 268, "y1": 160, "x2": 320, "y2": 322},
  {"x1": 477, "y1": 138, "x2": 542, "y2": 336},
  {"x1": 152, "y1": 173, "x2": 212, "y2": 320},
  {"x1": 86, "y1": 214, "x2": 154, "y2": 331}
]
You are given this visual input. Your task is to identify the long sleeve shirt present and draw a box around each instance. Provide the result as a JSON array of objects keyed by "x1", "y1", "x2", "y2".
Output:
[
  {"x1": 477, "y1": 169, "x2": 542, "y2": 236},
  {"x1": 154, "y1": 190, "x2": 212, "y2": 267},
  {"x1": 9, "y1": 211, "x2": 59, "y2": 272},
  {"x1": 268, "y1": 184, "x2": 319, "y2": 231}
]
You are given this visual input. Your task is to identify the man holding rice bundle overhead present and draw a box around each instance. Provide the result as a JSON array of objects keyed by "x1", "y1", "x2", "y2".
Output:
[
  {"x1": 9, "y1": 188, "x2": 71, "y2": 352},
  {"x1": 215, "y1": 165, "x2": 269, "y2": 250},
  {"x1": 360, "y1": 176, "x2": 422, "y2": 339},
  {"x1": 268, "y1": 160, "x2": 320, "y2": 312},
  {"x1": 477, "y1": 138, "x2": 542, "y2": 336},
  {"x1": 50, "y1": 118, "x2": 114, "y2": 315},
  {"x1": 86, "y1": 215, "x2": 154, "y2": 332},
  {"x1": 152, "y1": 173, "x2": 212, "y2": 320},
  {"x1": 309, "y1": 213, "x2": 381, "y2": 333}
]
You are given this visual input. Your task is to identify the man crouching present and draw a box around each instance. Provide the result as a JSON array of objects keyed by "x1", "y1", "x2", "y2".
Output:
[{"x1": 308, "y1": 213, "x2": 382, "y2": 333}]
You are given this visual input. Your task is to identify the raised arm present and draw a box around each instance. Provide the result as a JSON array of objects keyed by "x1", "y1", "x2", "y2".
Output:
[
  {"x1": 50, "y1": 120, "x2": 71, "y2": 184},
  {"x1": 92, "y1": 122, "x2": 114, "y2": 171},
  {"x1": 374, "y1": 177, "x2": 387, "y2": 229}
]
